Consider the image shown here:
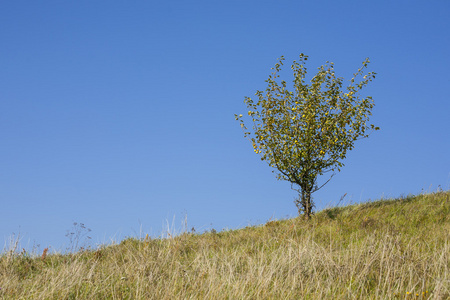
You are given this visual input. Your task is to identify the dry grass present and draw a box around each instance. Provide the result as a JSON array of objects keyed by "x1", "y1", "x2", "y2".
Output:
[{"x1": 1, "y1": 191, "x2": 449, "y2": 299}]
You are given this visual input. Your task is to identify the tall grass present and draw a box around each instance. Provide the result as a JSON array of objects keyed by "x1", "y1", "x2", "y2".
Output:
[{"x1": 1, "y1": 191, "x2": 449, "y2": 299}]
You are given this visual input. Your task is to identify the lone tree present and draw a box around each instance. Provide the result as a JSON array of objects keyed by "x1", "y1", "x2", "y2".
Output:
[{"x1": 236, "y1": 54, "x2": 379, "y2": 219}]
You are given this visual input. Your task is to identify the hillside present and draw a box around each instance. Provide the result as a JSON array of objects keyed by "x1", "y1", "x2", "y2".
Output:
[{"x1": 1, "y1": 191, "x2": 449, "y2": 299}]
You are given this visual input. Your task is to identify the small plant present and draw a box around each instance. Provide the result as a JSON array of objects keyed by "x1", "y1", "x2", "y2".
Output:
[
  {"x1": 40, "y1": 248, "x2": 48, "y2": 261},
  {"x1": 65, "y1": 222, "x2": 92, "y2": 253}
]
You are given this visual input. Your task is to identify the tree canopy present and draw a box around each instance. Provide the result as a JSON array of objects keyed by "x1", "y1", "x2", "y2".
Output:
[{"x1": 236, "y1": 54, "x2": 379, "y2": 218}]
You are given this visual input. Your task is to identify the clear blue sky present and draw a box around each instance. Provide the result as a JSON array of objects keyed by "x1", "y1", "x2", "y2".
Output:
[{"x1": 1, "y1": 1, "x2": 449, "y2": 253}]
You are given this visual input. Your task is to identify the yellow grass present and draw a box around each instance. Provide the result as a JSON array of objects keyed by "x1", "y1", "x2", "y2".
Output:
[{"x1": 1, "y1": 191, "x2": 449, "y2": 299}]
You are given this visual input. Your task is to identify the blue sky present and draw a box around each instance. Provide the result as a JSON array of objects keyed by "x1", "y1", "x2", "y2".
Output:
[{"x1": 1, "y1": 1, "x2": 449, "y2": 253}]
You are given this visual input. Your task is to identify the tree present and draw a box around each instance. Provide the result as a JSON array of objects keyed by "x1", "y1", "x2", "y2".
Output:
[{"x1": 235, "y1": 54, "x2": 379, "y2": 219}]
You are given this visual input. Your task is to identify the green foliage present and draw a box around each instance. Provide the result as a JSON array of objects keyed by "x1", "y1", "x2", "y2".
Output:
[{"x1": 236, "y1": 54, "x2": 379, "y2": 218}]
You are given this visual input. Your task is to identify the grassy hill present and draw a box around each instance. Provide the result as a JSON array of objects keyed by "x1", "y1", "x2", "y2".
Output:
[{"x1": 1, "y1": 191, "x2": 449, "y2": 299}]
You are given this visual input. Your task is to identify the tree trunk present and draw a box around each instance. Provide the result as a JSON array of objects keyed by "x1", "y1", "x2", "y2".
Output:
[
  {"x1": 293, "y1": 177, "x2": 314, "y2": 219},
  {"x1": 303, "y1": 191, "x2": 312, "y2": 220},
  {"x1": 295, "y1": 187, "x2": 313, "y2": 219}
]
